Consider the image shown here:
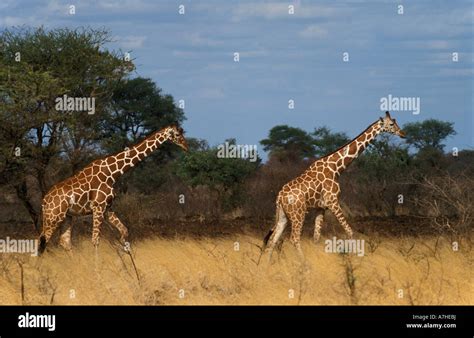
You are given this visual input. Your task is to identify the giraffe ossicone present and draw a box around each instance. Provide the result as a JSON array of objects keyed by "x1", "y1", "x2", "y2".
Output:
[
  {"x1": 261, "y1": 111, "x2": 405, "y2": 261},
  {"x1": 38, "y1": 125, "x2": 188, "y2": 254}
]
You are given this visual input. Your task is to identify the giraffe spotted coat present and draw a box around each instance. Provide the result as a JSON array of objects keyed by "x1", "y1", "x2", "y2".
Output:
[
  {"x1": 39, "y1": 125, "x2": 188, "y2": 254},
  {"x1": 262, "y1": 112, "x2": 406, "y2": 259}
]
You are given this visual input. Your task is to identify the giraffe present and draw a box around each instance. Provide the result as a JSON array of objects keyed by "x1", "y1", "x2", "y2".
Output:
[
  {"x1": 38, "y1": 125, "x2": 188, "y2": 254},
  {"x1": 261, "y1": 111, "x2": 405, "y2": 260}
]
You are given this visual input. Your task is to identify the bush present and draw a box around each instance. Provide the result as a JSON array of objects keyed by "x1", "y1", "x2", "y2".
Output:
[{"x1": 410, "y1": 173, "x2": 473, "y2": 233}]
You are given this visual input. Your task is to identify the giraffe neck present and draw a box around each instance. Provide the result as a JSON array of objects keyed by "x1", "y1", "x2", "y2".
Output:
[
  {"x1": 106, "y1": 129, "x2": 170, "y2": 181},
  {"x1": 327, "y1": 120, "x2": 383, "y2": 174}
]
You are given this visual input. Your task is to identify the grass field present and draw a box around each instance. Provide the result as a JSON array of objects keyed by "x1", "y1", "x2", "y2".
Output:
[{"x1": 0, "y1": 227, "x2": 471, "y2": 305}]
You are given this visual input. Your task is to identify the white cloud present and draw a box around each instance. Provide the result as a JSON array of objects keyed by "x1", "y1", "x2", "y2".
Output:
[
  {"x1": 116, "y1": 35, "x2": 147, "y2": 49},
  {"x1": 233, "y1": 3, "x2": 289, "y2": 20},
  {"x1": 384, "y1": 7, "x2": 473, "y2": 39},
  {"x1": 202, "y1": 63, "x2": 228, "y2": 72},
  {"x1": 172, "y1": 50, "x2": 197, "y2": 58},
  {"x1": 150, "y1": 68, "x2": 173, "y2": 76},
  {"x1": 98, "y1": 0, "x2": 158, "y2": 12},
  {"x1": 0, "y1": 0, "x2": 17, "y2": 10},
  {"x1": 46, "y1": 0, "x2": 67, "y2": 14},
  {"x1": 401, "y1": 40, "x2": 453, "y2": 50},
  {"x1": 232, "y1": 3, "x2": 345, "y2": 21},
  {"x1": 438, "y1": 68, "x2": 474, "y2": 77},
  {"x1": 299, "y1": 25, "x2": 328, "y2": 39},
  {"x1": 239, "y1": 49, "x2": 268, "y2": 58},
  {"x1": 425, "y1": 40, "x2": 451, "y2": 49},
  {"x1": 427, "y1": 52, "x2": 473, "y2": 66},
  {"x1": 194, "y1": 87, "x2": 226, "y2": 99},
  {"x1": 294, "y1": 4, "x2": 347, "y2": 18},
  {"x1": 186, "y1": 32, "x2": 223, "y2": 47},
  {"x1": 0, "y1": 15, "x2": 40, "y2": 27}
]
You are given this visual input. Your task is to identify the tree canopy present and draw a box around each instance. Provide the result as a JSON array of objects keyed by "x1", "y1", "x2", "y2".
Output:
[
  {"x1": 260, "y1": 125, "x2": 350, "y2": 161},
  {"x1": 103, "y1": 77, "x2": 185, "y2": 153},
  {"x1": 260, "y1": 125, "x2": 315, "y2": 161},
  {"x1": 312, "y1": 126, "x2": 350, "y2": 157},
  {"x1": 0, "y1": 27, "x2": 184, "y2": 227},
  {"x1": 403, "y1": 119, "x2": 456, "y2": 152},
  {"x1": 175, "y1": 139, "x2": 260, "y2": 191}
]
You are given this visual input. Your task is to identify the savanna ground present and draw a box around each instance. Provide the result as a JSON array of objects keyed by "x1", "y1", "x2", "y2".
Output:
[{"x1": 0, "y1": 215, "x2": 471, "y2": 305}]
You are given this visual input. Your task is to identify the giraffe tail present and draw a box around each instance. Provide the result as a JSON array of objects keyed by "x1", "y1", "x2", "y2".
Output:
[
  {"x1": 262, "y1": 201, "x2": 282, "y2": 250},
  {"x1": 38, "y1": 234, "x2": 47, "y2": 255},
  {"x1": 257, "y1": 202, "x2": 283, "y2": 266},
  {"x1": 258, "y1": 228, "x2": 274, "y2": 266},
  {"x1": 262, "y1": 229, "x2": 274, "y2": 248}
]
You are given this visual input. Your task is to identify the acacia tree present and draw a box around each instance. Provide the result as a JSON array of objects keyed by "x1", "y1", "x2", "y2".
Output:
[
  {"x1": 260, "y1": 125, "x2": 315, "y2": 162},
  {"x1": 102, "y1": 77, "x2": 185, "y2": 155},
  {"x1": 403, "y1": 119, "x2": 456, "y2": 152},
  {"x1": 312, "y1": 126, "x2": 350, "y2": 157},
  {"x1": 0, "y1": 27, "x2": 133, "y2": 229},
  {"x1": 403, "y1": 119, "x2": 456, "y2": 168},
  {"x1": 260, "y1": 125, "x2": 351, "y2": 161}
]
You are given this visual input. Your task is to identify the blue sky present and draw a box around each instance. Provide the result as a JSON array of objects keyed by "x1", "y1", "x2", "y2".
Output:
[{"x1": 1, "y1": 0, "x2": 473, "y2": 159}]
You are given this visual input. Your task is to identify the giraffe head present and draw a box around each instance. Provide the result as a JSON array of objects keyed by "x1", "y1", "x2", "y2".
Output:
[
  {"x1": 167, "y1": 125, "x2": 189, "y2": 151},
  {"x1": 379, "y1": 111, "x2": 406, "y2": 138}
]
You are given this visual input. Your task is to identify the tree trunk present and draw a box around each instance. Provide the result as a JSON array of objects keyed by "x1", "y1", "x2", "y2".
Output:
[{"x1": 14, "y1": 180, "x2": 41, "y2": 233}]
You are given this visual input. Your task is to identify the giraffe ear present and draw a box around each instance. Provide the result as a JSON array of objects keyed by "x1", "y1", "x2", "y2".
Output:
[{"x1": 385, "y1": 111, "x2": 391, "y2": 118}]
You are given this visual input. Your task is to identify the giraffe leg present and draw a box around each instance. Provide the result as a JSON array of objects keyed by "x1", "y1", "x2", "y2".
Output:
[
  {"x1": 59, "y1": 215, "x2": 73, "y2": 251},
  {"x1": 289, "y1": 214, "x2": 305, "y2": 260},
  {"x1": 313, "y1": 210, "x2": 324, "y2": 243},
  {"x1": 327, "y1": 201, "x2": 353, "y2": 238},
  {"x1": 106, "y1": 211, "x2": 129, "y2": 245},
  {"x1": 39, "y1": 212, "x2": 67, "y2": 255},
  {"x1": 91, "y1": 206, "x2": 105, "y2": 247},
  {"x1": 262, "y1": 204, "x2": 288, "y2": 262}
]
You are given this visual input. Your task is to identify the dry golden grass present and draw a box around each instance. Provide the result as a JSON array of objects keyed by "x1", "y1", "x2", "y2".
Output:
[{"x1": 0, "y1": 231, "x2": 472, "y2": 305}]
